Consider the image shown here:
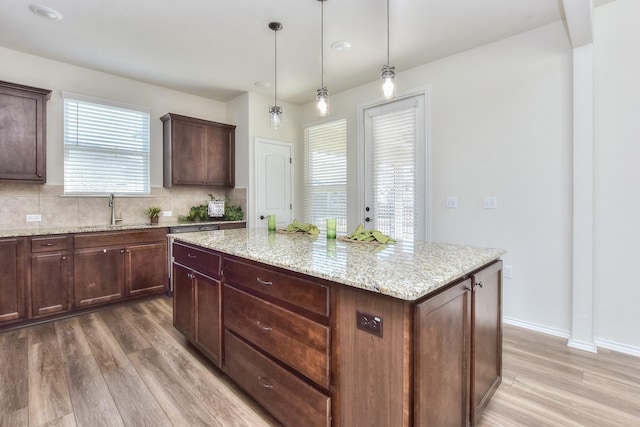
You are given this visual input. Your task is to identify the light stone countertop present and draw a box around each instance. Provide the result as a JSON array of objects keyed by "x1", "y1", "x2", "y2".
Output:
[
  {"x1": 170, "y1": 228, "x2": 506, "y2": 301},
  {"x1": 0, "y1": 221, "x2": 246, "y2": 238}
]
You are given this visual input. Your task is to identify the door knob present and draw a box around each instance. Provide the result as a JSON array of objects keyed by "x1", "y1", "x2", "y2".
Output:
[
  {"x1": 365, "y1": 207, "x2": 370, "y2": 212},
  {"x1": 260, "y1": 215, "x2": 265, "y2": 220},
  {"x1": 365, "y1": 217, "x2": 371, "y2": 222}
]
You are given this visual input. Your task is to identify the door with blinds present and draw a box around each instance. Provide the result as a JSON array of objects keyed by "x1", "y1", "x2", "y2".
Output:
[{"x1": 363, "y1": 95, "x2": 426, "y2": 241}]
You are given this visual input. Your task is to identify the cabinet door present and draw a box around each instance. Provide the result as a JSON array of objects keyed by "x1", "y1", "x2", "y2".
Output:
[
  {"x1": 0, "y1": 82, "x2": 49, "y2": 182},
  {"x1": 74, "y1": 247, "x2": 125, "y2": 307},
  {"x1": 415, "y1": 279, "x2": 471, "y2": 427},
  {"x1": 172, "y1": 263, "x2": 195, "y2": 340},
  {"x1": 471, "y1": 261, "x2": 502, "y2": 424},
  {"x1": 204, "y1": 124, "x2": 234, "y2": 187},
  {"x1": 194, "y1": 272, "x2": 222, "y2": 366},
  {"x1": 0, "y1": 238, "x2": 26, "y2": 324},
  {"x1": 31, "y1": 252, "x2": 70, "y2": 317},
  {"x1": 171, "y1": 119, "x2": 207, "y2": 185},
  {"x1": 125, "y1": 242, "x2": 167, "y2": 297}
]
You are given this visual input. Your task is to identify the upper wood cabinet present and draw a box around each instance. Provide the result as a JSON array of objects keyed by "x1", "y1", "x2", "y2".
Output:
[
  {"x1": 161, "y1": 113, "x2": 235, "y2": 188},
  {"x1": 0, "y1": 81, "x2": 51, "y2": 183}
]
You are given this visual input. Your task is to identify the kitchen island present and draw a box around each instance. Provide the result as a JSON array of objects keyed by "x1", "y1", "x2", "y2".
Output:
[{"x1": 170, "y1": 228, "x2": 505, "y2": 426}]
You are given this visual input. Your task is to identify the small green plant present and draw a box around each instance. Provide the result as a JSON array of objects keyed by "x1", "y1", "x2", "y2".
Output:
[
  {"x1": 145, "y1": 206, "x2": 162, "y2": 218},
  {"x1": 223, "y1": 196, "x2": 243, "y2": 221}
]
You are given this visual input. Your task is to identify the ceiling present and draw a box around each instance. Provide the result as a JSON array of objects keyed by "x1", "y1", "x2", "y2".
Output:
[{"x1": 0, "y1": 0, "x2": 612, "y2": 105}]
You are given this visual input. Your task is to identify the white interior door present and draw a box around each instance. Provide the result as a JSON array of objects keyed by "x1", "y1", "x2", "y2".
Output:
[{"x1": 255, "y1": 138, "x2": 293, "y2": 229}]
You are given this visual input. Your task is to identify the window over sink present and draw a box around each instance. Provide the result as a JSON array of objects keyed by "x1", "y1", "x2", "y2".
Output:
[{"x1": 62, "y1": 92, "x2": 150, "y2": 195}]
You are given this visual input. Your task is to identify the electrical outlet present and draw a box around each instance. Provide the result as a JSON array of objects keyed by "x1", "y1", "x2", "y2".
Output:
[
  {"x1": 484, "y1": 196, "x2": 497, "y2": 209},
  {"x1": 26, "y1": 214, "x2": 42, "y2": 222},
  {"x1": 162, "y1": 211, "x2": 172, "y2": 217},
  {"x1": 445, "y1": 196, "x2": 457, "y2": 208},
  {"x1": 356, "y1": 311, "x2": 383, "y2": 337},
  {"x1": 504, "y1": 265, "x2": 513, "y2": 279}
]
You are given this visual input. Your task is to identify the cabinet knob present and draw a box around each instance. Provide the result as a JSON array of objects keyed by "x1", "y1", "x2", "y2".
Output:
[
  {"x1": 103, "y1": 249, "x2": 107, "y2": 253},
  {"x1": 120, "y1": 249, "x2": 125, "y2": 254},
  {"x1": 477, "y1": 282, "x2": 484, "y2": 289},
  {"x1": 257, "y1": 376, "x2": 274, "y2": 390},
  {"x1": 256, "y1": 321, "x2": 272, "y2": 331},
  {"x1": 256, "y1": 277, "x2": 272, "y2": 286},
  {"x1": 37, "y1": 174, "x2": 42, "y2": 178},
  {"x1": 62, "y1": 256, "x2": 67, "y2": 260},
  {"x1": 465, "y1": 286, "x2": 472, "y2": 292}
]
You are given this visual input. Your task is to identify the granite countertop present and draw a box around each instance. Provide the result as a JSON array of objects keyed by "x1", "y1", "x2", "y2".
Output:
[
  {"x1": 170, "y1": 228, "x2": 505, "y2": 301},
  {"x1": 0, "y1": 221, "x2": 246, "y2": 238}
]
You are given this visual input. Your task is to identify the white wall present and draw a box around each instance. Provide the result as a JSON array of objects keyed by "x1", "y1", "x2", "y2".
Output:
[
  {"x1": 0, "y1": 46, "x2": 226, "y2": 187},
  {"x1": 593, "y1": 0, "x2": 640, "y2": 351},
  {"x1": 301, "y1": 22, "x2": 575, "y2": 337}
]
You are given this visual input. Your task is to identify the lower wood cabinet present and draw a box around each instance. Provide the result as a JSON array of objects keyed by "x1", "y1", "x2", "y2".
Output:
[
  {"x1": 30, "y1": 235, "x2": 72, "y2": 317},
  {"x1": 74, "y1": 229, "x2": 168, "y2": 308},
  {"x1": 172, "y1": 242, "x2": 223, "y2": 367},
  {"x1": 0, "y1": 237, "x2": 26, "y2": 325}
]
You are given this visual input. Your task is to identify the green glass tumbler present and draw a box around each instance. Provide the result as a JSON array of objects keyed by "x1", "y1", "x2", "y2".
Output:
[
  {"x1": 268, "y1": 214, "x2": 276, "y2": 231},
  {"x1": 326, "y1": 218, "x2": 337, "y2": 239}
]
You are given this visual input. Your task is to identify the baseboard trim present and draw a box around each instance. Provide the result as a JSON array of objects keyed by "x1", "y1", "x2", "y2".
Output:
[
  {"x1": 594, "y1": 337, "x2": 640, "y2": 358},
  {"x1": 567, "y1": 339, "x2": 598, "y2": 353},
  {"x1": 503, "y1": 317, "x2": 640, "y2": 357},
  {"x1": 502, "y1": 316, "x2": 570, "y2": 339}
]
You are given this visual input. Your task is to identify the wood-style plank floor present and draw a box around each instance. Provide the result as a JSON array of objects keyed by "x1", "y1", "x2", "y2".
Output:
[{"x1": 1, "y1": 297, "x2": 639, "y2": 426}]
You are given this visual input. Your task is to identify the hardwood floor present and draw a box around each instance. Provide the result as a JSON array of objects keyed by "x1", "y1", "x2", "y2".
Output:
[
  {"x1": 1, "y1": 297, "x2": 638, "y2": 426},
  {"x1": 0, "y1": 297, "x2": 279, "y2": 427},
  {"x1": 478, "y1": 325, "x2": 640, "y2": 426}
]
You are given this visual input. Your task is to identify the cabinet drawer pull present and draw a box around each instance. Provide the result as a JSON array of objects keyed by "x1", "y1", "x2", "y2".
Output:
[
  {"x1": 187, "y1": 253, "x2": 197, "y2": 258},
  {"x1": 256, "y1": 277, "x2": 272, "y2": 286},
  {"x1": 257, "y1": 376, "x2": 274, "y2": 389},
  {"x1": 256, "y1": 321, "x2": 272, "y2": 331},
  {"x1": 465, "y1": 286, "x2": 472, "y2": 292},
  {"x1": 477, "y1": 282, "x2": 483, "y2": 289},
  {"x1": 41, "y1": 243, "x2": 55, "y2": 246}
]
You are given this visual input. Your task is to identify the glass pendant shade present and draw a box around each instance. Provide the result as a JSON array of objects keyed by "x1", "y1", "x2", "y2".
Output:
[
  {"x1": 269, "y1": 105, "x2": 282, "y2": 129},
  {"x1": 316, "y1": 87, "x2": 329, "y2": 116},
  {"x1": 381, "y1": 64, "x2": 396, "y2": 100}
]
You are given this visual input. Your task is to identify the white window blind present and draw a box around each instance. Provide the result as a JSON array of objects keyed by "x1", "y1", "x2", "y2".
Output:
[
  {"x1": 371, "y1": 108, "x2": 417, "y2": 240},
  {"x1": 304, "y1": 119, "x2": 347, "y2": 232},
  {"x1": 63, "y1": 95, "x2": 150, "y2": 195}
]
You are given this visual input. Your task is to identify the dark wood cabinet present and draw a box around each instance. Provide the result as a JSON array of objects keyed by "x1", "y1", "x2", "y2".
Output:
[
  {"x1": 470, "y1": 260, "x2": 502, "y2": 425},
  {"x1": 415, "y1": 279, "x2": 472, "y2": 427},
  {"x1": 30, "y1": 235, "x2": 72, "y2": 317},
  {"x1": 172, "y1": 241, "x2": 223, "y2": 366},
  {"x1": 161, "y1": 113, "x2": 235, "y2": 188},
  {"x1": 0, "y1": 238, "x2": 26, "y2": 325},
  {"x1": 0, "y1": 81, "x2": 51, "y2": 183},
  {"x1": 74, "y1": 229, "x2": 168, "y2": 308}
]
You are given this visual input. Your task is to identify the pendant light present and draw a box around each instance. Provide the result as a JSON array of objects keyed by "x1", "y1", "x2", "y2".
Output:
[
  {"x1": 268, "y1": 22, "x2": 283, "y2": 129},
  {"x1": 380, "y1": 0, "x2": 396, "y2": 100},
  {"x1": 315, "y1": 0, "x2": 329, "y2": 116}
]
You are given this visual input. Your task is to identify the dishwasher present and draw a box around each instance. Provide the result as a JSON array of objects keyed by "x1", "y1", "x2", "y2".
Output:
[{"x1": 167, "y1": 224, "x2": 219, "y2": 292}]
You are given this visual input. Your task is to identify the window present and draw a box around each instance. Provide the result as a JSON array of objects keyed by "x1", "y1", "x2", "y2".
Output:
[
  {"x1": 304, "y1": 119, "x2": 347, "y2": 232},
  {"x1": 363, "y1": 95, "x2": 426, "y2": 241},
  {"x1": 63, "y1": 93, "x2": 150, "y2": 195}
]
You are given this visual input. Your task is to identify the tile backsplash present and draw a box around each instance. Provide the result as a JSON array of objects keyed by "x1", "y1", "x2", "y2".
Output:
[{"x1": 0, "y1": 183, "x2": 246, "y2": 230}]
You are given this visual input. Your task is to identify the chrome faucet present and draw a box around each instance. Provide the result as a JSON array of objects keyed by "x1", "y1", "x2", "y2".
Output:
[{"x1": 108, "y1": 193, "x2": 123, "y2": 225}]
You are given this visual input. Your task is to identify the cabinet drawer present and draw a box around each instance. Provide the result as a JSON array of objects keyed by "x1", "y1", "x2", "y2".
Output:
[
  {"x1": 31, "y1": 236, "x2": 68, "y2": 253},
  {"x1": 223, "y1": 257, "x2": 330, "y2": 317},
  {"x1": 224, "y1": 285, "x2": 330, "y2": 388},
  {"x1": 74, "y1": 229, "x2": 167, "y2": 249},
  {"x1": 173, "y1": 242, "x2": 221, "y2": 278},
  {"x1": 224, "y1": 331, "x2": 330, "y2": 427}
]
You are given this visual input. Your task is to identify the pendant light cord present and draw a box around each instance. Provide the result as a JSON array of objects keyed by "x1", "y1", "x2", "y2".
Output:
[
  {"x1": 321, "y1": 0, "x2": 324, "y2": 88},
  {"x1": 386, "y1": 0, "x2": 390, "y2": 67},
  {"x1": 274, "y1": 27, "x2": 278, "y2": 106}
]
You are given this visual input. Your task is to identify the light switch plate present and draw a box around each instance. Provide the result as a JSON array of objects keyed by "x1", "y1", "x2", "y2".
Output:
[
  {"x1": 484, "y1": 196, "x2": 497, "y2": 209},
  {"x1": 162, "y1": 211, "x2": 172, "y2": 217},
  {"x1": 26, "y1": 214, "x2": 42, "y2": 222},
  {"x1": 445, "y1": 196, "x2": 457, "y2": 208}
]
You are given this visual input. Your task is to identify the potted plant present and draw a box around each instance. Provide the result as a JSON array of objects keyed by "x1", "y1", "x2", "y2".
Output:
[{"x1": 145, "y1": 206, "x2": 162, "y2": 224}]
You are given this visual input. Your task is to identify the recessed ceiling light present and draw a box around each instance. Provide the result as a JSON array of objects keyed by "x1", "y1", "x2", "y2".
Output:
[
  {"x1": 29, "y1": 4, "x2": 63, "y2": 20},
  {"x1": 331, "y1": 40, "x2": 351, "y2": 52},
  {"x1": 255, "y1": 81, "x2": 271, "y2": 88}
]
